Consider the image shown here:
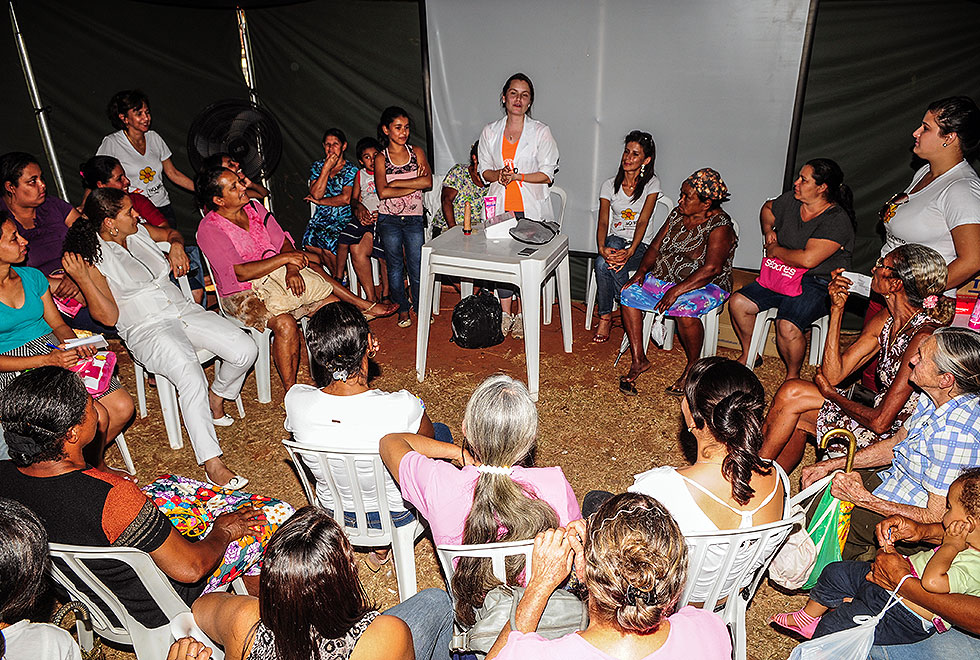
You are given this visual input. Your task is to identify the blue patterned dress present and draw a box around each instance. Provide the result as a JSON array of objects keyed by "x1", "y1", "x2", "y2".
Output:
[{"x1": 304, "y1": 159, "x2": 358, "y2": 253}]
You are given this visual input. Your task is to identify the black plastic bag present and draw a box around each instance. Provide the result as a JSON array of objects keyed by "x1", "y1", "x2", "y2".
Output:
[{"x1": 451, "y1": 290, "x2": 505, "y2": 348}]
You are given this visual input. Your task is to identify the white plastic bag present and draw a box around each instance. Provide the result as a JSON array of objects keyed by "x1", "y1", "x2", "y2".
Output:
[
  {"x1": 788, "y1": 575, "x2": 913, "y2": 660},
  {"x1": 768, "y1": 511, "x2": 816, "y2": 589},
  {"x1": 650, "y1": 312, "x2": 667, "y2": 346}
]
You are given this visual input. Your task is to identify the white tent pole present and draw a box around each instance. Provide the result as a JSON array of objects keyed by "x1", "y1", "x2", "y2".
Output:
[
  {"x1": 9, "y1": 1, "x2": 66, "y2": 199},
  {"x1": 236, "y1": 7, "x2": 273, "y2": 212}
]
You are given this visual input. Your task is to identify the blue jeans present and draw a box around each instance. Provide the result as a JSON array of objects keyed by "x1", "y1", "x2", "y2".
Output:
[
  {"x1": 377, "y1": 214, "x2": 424, "y2": 313},
  {"x1": 384, "y1": 587, "x2": 454, "y2": 660},
  {"x1": 168, "y1": 245, "x2": 206, "y2": 293},
  {"x1": 871, "y1": 628, "x2": 980, "y2": 660},
  {"x1": 811, "y1": 561, "x2": 932, "y2": 646},
  {"x1": 594, "y1": 235, "x2": 648, "y2": 316}
]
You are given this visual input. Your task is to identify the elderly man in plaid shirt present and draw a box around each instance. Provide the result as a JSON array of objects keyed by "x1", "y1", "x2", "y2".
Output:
[{"x1": 802, "y1": 327, "x2": 980, "y2": 561}]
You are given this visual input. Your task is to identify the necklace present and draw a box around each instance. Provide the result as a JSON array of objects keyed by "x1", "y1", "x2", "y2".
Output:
[
  {"x1": 124, "y1": 130, "x2": 146, "y2": 154},
  {"x1": 886, "y1": 310, "x2": 922, "y2": 351}
]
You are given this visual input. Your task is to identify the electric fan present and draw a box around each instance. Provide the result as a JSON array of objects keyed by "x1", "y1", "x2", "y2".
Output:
[{"x1": 186, "y1": 99, "x2": 282, "y2": 180}]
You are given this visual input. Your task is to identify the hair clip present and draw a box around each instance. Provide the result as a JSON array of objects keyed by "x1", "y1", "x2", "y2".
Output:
[
  {"x1": 475, "y1": 464, "x2": 513, "y2": 476},
  {"x1": 332, "y1": 368, "x2": 348, "y2": 381},
  {"x1": 625, "y1": 584, "x2": 656, "y2": 606}
]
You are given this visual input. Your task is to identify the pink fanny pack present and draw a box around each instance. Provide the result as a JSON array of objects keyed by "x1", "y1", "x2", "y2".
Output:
[{"x1": 757, "y1": 257, "x2": 807, "y2": 296}]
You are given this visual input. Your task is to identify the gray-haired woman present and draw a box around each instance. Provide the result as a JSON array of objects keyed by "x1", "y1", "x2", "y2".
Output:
[
  {"x1": 485, "y1": 492, "x2": 732, "y2": 660},
  {"x1": 380, "y1": 374, "x2": 581, "y2": 625},
  {"x1": 761, "y1": 244, "x2": 952, "y2": 473}
]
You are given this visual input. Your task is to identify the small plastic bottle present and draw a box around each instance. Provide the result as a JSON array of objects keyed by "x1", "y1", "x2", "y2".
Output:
[
  {"x1": 462, "y1": 200, "x2": 472, "y2": 235},
  {"x1": 969, "y1": 296, "x2": 980, "y2": 330}
]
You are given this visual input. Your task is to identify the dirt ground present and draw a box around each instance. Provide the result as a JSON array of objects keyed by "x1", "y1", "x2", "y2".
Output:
[{"x1": 97, "y1": 288, "x2": 820, "y2": 660}]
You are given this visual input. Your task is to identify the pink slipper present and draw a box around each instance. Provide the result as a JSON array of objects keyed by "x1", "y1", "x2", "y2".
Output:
[{"x1": 769, "y1": 609, "x2": 821, "y2": 639}]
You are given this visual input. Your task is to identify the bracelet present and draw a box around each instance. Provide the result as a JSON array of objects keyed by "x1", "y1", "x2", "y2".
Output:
[{"x1": 520, "y1": 174, "x2": 525, "y2": 183}]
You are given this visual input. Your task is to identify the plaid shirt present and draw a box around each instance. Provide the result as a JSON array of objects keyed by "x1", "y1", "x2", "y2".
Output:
[{"x1": 874, "y1": 394, "x2": 980, "y2": 508}]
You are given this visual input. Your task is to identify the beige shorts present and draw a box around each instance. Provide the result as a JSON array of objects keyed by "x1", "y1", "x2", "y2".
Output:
[{"x1": 223, "y1": 266, "x2": 333, "y2": 330}]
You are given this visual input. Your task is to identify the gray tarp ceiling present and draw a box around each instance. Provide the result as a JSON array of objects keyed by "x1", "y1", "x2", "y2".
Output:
[{"x1": 0, "y1": 0, "x2": 425, "y2": 240}]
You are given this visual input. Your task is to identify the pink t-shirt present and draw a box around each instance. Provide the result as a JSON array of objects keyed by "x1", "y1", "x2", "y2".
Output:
[
  {"x1": 196, "y1": 203, "x2": 291, "y2": 296},
  {"x1": 398, "y1": 451, "x2": 581, "y2": 547},
  {"x1": 494, "y1": 607, "x2": 731, "y2": 660}
]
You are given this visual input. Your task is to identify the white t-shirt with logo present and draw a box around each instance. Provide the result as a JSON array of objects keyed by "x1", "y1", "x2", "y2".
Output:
[
  {"x1": 599, "y1": 174, "x2": 662, "y2": 244},
  {"x1": 96, "y1": 130, "x2": 173, "y2": 207},
  {"x1": 882, "y1": 160, "x2": 980, "y2": 295},
  {"x1": 358, "y1": 168, "x2": 380, "y2": 213}
]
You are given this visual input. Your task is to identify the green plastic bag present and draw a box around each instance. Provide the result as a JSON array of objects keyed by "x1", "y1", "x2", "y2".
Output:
[{"x1": 803, "y1": 485, "x2": 844, "y2": 590}]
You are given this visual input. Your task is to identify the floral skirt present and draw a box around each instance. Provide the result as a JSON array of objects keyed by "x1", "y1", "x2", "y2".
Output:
[{"x1": 142, "y1": 474, "x2": 295, "y2": 591}]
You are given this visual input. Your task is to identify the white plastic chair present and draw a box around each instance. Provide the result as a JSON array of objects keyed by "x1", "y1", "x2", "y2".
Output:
[
  {"x1": 745, "y1": 309, "x2": 831, "y2": 368},
  {"x1": 423, "y1": 173, "x2": 446, "y2": 243},
  {"x1": 435, "y1": 539, "x2": 536, "y2": 650},
  {"x1": 131, "y1": 266, "x2": 245, "y2": 450},
  {"x1": 585, "y1": 193, "x2": 675, "y2": 329},
  {"x1": 680, "y1": 510, "x2": 803, "y2": 660},
  {"x1": 539, "y1": 185, "x2": 568, "y2": 325},
  {"x1": 201, "y1": 253, "x2": 274, "y2": 404},
  {"x1": 281, "y1": 439, "x2": 424, "y2": 602},
  {"x1": 113, "y1": 431, "x2": 136, "y2": 476},
  {"x1": 169, "y1": 612, "x2": 224, "y2": 660}
]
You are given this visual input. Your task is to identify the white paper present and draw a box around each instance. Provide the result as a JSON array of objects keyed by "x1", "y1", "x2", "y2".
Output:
[
  {"x1": 842, "y1": 272, "x2": 872, "y2": 298},
  {"x1": 65, "y1": 334, "x2": 109, "y2": 350}
]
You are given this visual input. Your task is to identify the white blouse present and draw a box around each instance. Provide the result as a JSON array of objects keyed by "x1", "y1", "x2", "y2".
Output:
[{"x1": 96, "y1": 225, "x2": 191, "y2": 337}]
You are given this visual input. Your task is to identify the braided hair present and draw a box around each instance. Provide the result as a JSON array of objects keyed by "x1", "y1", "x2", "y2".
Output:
[{"x1": 684, "y1": 357, "x2": 772, "y2": 505}]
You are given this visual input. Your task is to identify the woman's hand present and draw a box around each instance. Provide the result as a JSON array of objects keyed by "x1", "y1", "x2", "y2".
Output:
[
  {"x1": 564, "y1": 519, "x2": 588, "y2": 583},
  {"x1": 866, "y1": 548, "x2": 913, "y2": 592},
  {"x1": 49, "y1": 273, "x2": 81, "y2": 300},
  {"x1": 601, "y1": 247, "x2": 629, "y2": 272},
  {"x1": 168, "y1": 637, "x2": 213, "y2": 660},
  {"x1": 801, "y1": 462, "x2": 835, "y2": 490},
  {"x1": 655, "y1": 286, "x2": 681, "y2": 314},
  {"x1": 622, "y1": 270, "x2": 646, "y2": 291},
  {"x1": 303, "y1": 194, "x2": 326, "y2": 206},
  {"x1": 827, "y1": 268, "x2": 851, "y2": 311},
  {"x1": 61, "y1": 253, "x2": 94, "y2": 283},
  {"x1": 45, "y1": 346, "x2": 82, "y2": 368},
  {"x1": 280, "y1": 252, "x2": 308, "y2": 271},
  {"x1": 498, "y1": 166, "x2": 515, "y2": 187},
  {"x1": 813, "y1": 370, "x2": 837, "y2": 398},
  {"x1": 167, "y1": 243, "x2": 191, "y2": 278},
  {"x1": 212, "y1": 506, "x2": 266, "y2": 542},
  {"x1": 284, "y1": 269, "x2": 306, "y2": 296},
  {"x1": 527, "y1": 528, "x2": 574, "y2": 592},
  {"x1": 876, "y1": 516, "x2": 931, "y2": 548},
  {"x1": 764, "y1": 229, "x2": 778, "y2": 247}
]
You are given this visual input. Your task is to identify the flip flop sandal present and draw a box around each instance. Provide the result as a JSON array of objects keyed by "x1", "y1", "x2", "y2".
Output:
[
  {"x1": 363, "y1": 302, "x2": 397, "y2": 321},
  {"x1": 365, "y1": 551, "x2": 392, "y2": 572},
  {"x1": 592, "y1": 333, "x2": 610, "y2": 343},
  {"x1": 664, "y1": 385, "x2": 685, "y2": 397},
  {"x1": 619, "y1": 376, "x2": 639, "y2": 396},
  {"x1": 768, "y1": 609, "x2": 821, "y2": 640}
]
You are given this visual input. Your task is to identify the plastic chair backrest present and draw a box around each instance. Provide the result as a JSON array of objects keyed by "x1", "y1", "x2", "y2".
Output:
[
  {"x1": 281, "y1": 439, "x2": 399, "y2": 545},
  {"x1": 435, "y1": 539, "x2": 535, "y2": 613},
  {"x1": 550, "y1": 185, "x2": 567, "y2": 227},
  {"x1": 679, "y1": 511, "x2": 803, "y2": 618},
  {"x1": 424, "y1": 173, "x2": 446, "y2": 220},
  {"x1": 200, "y1": 251, "x2": 233, "y2": 317},
  {"x1": 48, "y1": 542, "x2": 190, "y2": 658},
  {"x1": 170, "y1": 612, "x2": 224, "y2": 660}
]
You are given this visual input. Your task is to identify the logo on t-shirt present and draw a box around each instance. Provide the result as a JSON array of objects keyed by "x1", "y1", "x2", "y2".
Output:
[
  {"x1": 138, "y1": 166, "x2": 156, "y2": 184},
  {"x1": 621, "y1": 208, "x2": 636, "y2": 222}
]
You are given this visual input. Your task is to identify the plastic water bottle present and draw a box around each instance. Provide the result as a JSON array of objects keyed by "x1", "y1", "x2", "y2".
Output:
[{"x1": 969, "y1": 297, "x2": 980, "y2": 330}]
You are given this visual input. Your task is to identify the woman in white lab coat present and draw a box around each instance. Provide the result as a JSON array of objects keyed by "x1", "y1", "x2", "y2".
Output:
[
  {"x1": 62, "y1": 188, "x2": 258, "y2": 489},
  {"x1": 478, "y1": 73, "x2": 560, "y2": 338}
]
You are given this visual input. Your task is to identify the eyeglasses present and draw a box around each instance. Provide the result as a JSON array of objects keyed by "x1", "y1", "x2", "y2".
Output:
[
  {"x1": 874, "y1": 257, "x2": 896, "y2": 273},
  {"x1": 878, "y1": 192, "x2": 910, "y2": 224}
]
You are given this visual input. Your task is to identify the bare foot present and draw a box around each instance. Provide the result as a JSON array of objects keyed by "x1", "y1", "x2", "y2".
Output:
[{"x1": 624, "y1": 357, "x2": 652, "y2": 383}]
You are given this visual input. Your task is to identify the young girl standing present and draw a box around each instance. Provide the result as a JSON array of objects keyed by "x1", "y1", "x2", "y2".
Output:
[
  {"x1": 374, "y1": 107, "x2": 432, "y2": 328},
  {"x1": 337, "y1": 138, "x2": 388, "y2": 304}
]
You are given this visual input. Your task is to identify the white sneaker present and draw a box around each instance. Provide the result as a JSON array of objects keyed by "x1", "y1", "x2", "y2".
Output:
[
  {"x1": 501, "y1": 312, "x2": 513, "y2": 337},
  {"x1": 510, "y1": 313, "x2": 524, "y2": 339}
]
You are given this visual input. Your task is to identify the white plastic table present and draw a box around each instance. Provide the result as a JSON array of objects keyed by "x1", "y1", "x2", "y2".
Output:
[{"x1": 415, "y1": 225, "x2": 573, "y2": 401}]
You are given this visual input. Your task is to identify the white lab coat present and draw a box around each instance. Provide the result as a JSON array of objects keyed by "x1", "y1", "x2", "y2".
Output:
[
  {"x1": 478, "y1": 116, "x2": 559, "y2": 221},
  {"x1": 97, "y1": 227, "x2": 258, "y2": 464}
]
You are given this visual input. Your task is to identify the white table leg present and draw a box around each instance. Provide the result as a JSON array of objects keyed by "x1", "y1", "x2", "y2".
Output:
[
  {"x1": 520, "y1": 269, "x2": 542, "y2": 402},
  {"x1": 460, "y1": 280, "x2": 474, "y2": 299},
  {"x1": 416, "y1": 247, "x2": 434, "y2": 382},
  {"x1": 432, "y1": 274, "x2": 441, "y2": 315},
  {"x1": 556, "y1": 254, "x2": 572, "y2": 353}
]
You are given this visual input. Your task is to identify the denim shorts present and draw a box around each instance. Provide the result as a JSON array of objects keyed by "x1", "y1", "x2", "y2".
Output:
[{"x1": 737, "y1": 273, "x2": 830, "y2": 331}]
